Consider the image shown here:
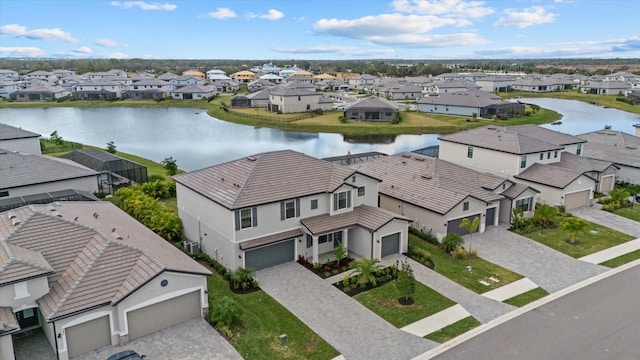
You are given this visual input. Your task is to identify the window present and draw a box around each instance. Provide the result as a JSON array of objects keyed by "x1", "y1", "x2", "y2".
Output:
[
  {"x1": 554, "y1": 151, "x2": 558, "y2": 158},
  {"x1": 310, "y1": 199, "x2": 318, "y2": 210},
  {"x1": 284, "y1": 199, "x2": 296, "y2": 219},
  {"x1": 463, "y1": 201, "x2": 469, "y2": 211},
  {"x1": 515, "y1": 197, "x2": 533, "y2": 212},
  {"x1": 540, "y1": 153, "x2": 544, "y2": 160},
  {"x1": 576, "y1": 143, "x2": 582, "y2": 156},
  {"x1": 520, "y1": 155, "x2": 527, "y2": 169},
  {"x1": 235, "y1": 207, "x2": 256, "y2": 230},
  {"x1": 547, "y1": 152, "x2": 551, "y2": 159},
  {"x1": 467, "y1": 146, "x2": 473, "y2": 158},
  {"x1": 14, "y1": 282, "x2": 29, "y2": 299},
  {"x1": 333, "y1": 190, "x2": 351, "y2": 210},
  {"x1": 357, "y1": 186, "x2": 365, "y2": 197},
  {"x1": 307, "y1": 234, "x2": 313, "y2": 248},
  {"x1": 0, "y1": 190, "x2": 8, "y2": 198}
]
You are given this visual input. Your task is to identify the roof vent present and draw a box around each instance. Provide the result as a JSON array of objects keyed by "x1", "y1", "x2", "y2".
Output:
[
  {"x1": 11, "y1": 219, "x2": 21, "y2": 226},
  {"x1": 246, "y1": 156, "x2": 257, "y2": 161},
  {"x1": 487, "y1": 126, "x2": 497, "y2": 130},
  {"x1": 421, "y1": 175, "x2": 432, "y2": 180},
  {"x1": 93, "y1": 212, "x2": 99, "y2": 218},
  {"x1": 401, "y1": 153, "x2": 411, "y2": 158},
  {"x1": 597, "y1": 131, "x2": 606, "y2": 134},
  {"x1": 112, "y1": 232, "x2": 123, "y2": 240},
  {"x1": 626, "y1": 145, "x2": 637, "y2": 149},
  {"x1": 606, "y1": 132, "x2": 616, "y2": 135},
  {"x1": 7, "y1": 213, "x2": 16, "y2": 220},
  {"x1": 48, "y1": 205, "x2": 56, "y2": 212},
  {"x1": 414, "y1": 157, "x2": 425, "y2": 161}
]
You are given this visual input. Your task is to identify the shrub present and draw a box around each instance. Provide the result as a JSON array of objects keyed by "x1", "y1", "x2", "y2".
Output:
[
  {"x1": 409, "y1": 227, "x2": 439, "y2": 245},
  {"x1": 441, "y1": 233, "x2": 463, "y2": 253},
  {"x1": 210, "y1": 296, "x2": 242, "y2": 335},
  {"x1": 452, "y1": 247, "x2": 468, "y2": 260},
  {"x1": 147, "y1": 174, "x2": 165, "y2": 183},
  {"x1": 396, "y1": 260, "x2": 416, "y2": 301},
  {"x1": 229, "y1": 267, "x2": 258, "y2": 290}
]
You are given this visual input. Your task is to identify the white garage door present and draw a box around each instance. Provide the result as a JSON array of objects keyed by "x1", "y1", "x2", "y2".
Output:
[
  {"x1": 564, "y1": 190, "x2": 590, "y2": 209},
  {"x1": 127, "y1": 291, "x2": 201, "y2": 341},
  {"x1": 66, "y1": 315, "x2": 110, "y2": 358}
]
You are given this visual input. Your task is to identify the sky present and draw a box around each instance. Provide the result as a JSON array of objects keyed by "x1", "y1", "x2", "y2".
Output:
[{"x1": 0, "y1": 0, "x2": 639, "y2": 60}]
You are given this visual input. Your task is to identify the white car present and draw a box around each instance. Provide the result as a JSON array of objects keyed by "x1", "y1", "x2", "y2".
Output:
[{"x1": 332, "y1": 103, "x2": 347, "y2": 110}]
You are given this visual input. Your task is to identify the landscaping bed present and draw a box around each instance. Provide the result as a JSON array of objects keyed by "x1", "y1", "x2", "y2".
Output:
[
  {"x1": 297, "y1": 255, "x2": 354, "y2": 279},
  {"x1": 332, "y1": 265, "x2": 398, "y2": 297}
]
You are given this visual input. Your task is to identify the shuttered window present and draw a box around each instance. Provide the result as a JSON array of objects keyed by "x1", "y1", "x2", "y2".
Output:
[
  {"x1": 333, "y1": 190, "x2": 351, "y2": 211},
  {"x1": 235, "y1": 207, "x2": 257, "y2": 230},
  {"x1": 280, "y1": 198, "x2": 301, "y2": 220}
]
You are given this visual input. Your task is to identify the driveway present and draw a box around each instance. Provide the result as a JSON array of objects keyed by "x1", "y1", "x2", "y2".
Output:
[
  {"x1": 468, "y1": 225, "x2": 607, "y2": 293},
  {"x1": 571, "y1": 205, "x2": 640, "y2": 238},
  {"x1": 80, "y1": 318, "x2": 242, "y2": 360},
  {"x1": 256, "y1": 262, "x2": 435, "y2": 360}
]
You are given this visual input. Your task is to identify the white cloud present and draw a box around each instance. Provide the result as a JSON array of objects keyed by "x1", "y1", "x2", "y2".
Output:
[
  {"x1": 0, "y1": 46, "x2": 45, "y2": 57},
  {"x1": 274, "y1": 45, "x2": 395, "y2": 57},
  {"x1": 368, "y1": 32, "x2": 488, "y2": 47},
  {"x1": 207, "y1": 7, "x2": 236, "y2": 19},
  {"x1": 95, "y1": 38, "x2": 120, "y2": 47},
  {"x1": 0, "y1": 24, "x2": 78, "y2": 42},
  {"x1": 247, "y1": 9, "x2": 284, "y2": 20},
  {"x1": 73, "y1": 46, "x2": 93, "y2": 54},
  {"x1": 476, "y1": 36, "x2": 640, "y2": 58},
  {"x1": 110, "y1": 1, "x2": 176, "y2": 11},
  {"x1": 392, "y1": 0, "x2": 494, "y2": 18},
  {"x1": 108, "y1": 52, "x2": 129, "y2": 59},
  {"x1": 314, "y1": 14, "x2": 457, "y2": 37},
  {"x1": 494, "y1": 6, "x2": 557, "y2": 28}
]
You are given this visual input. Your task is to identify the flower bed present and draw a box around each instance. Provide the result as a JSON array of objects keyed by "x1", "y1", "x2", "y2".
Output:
[
  {"x1": 333, "y1": 266, "x2": 398, "y2": 297},
  {"x1": 297, "y1": 255, "x2": 353, "y2": 279}
]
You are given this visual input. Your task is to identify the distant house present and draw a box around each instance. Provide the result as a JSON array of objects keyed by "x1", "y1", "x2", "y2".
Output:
[
  {"x1": 425, "y1": 80, "x2": 480, "y2": 94},
  {"x1": 386, "y1": 85, "x2": 423, "y2": 100},
  {"x1": 173, "y1": 150, "x2": 410, "y2": 271},
  {"x1": 72, "y1": 80, "x2": 122, "y2": 100},
  {"x1": 170, "y1": 75, "x2": 205, "y2": 88},
  {"x1": 416, "y1": 90, "x2": 524, "y2": 118},
  {"x1": 126, "y1": 79, "x2": 173, "y2": 100},
  {"x1": 206, "y1": 69, "x2": 226, "y2": 79},
  {"x1": 629, "y1": 91, "x2": 640, "y2": 105},
  {"x1": 157, "y1": 72, "x2": 178, "y2": 81},
  {"x1": 344, "y1": 97, "x2": 398, "y2": 122},
  {"x1": 11, "y1": 85, "x2": 70, "y2": 101},
  {"x1": 231, "y1": 70, "x2": 257, "y2": 83},
  {"x1": 0, "y1": 124, "x2": 41, "y2": 154},
  {"x1": 171, "y1": 84, "x2": 216, "y2": 100},
  {"x1": 247, "y1": 79, "x2": 276, "y2": 92},
  {"x1": 268, "y1": 87, "x2": 323, "y2": 113},
  {"x1": 231, "y1": 94, "x2": 251, "y2": 108},
  {"x1": 23, "y1": 70, "x2": 57, "y2": 83},
  {"x1": 512, "y1": 78, "x2": 557, "y2": 92},
  {"x1": 182, "y1": 69, "x2": 205, "y2": 79},
  {"x1": 0, "y1": 80, "x2": 19, "y2": 99},
  {"x1": 475, "y1": 76, "x2": 514, "y2": 92},
  {"x1": 581, "y1": 80, "x2": 631, "y2": 95},
  {"x1": 348, "y1": 74, "x2": 382, "y2": 91},
  {"x1": 578, "y1": 130, "x2": 640, "y2": 184}
]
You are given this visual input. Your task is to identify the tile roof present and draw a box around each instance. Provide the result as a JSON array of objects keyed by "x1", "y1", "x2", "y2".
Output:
[
  {"x1": 300, "y1": 205, "x2": 409, "y2": 235},
  {"x1": 577, "y1": 130, "x2": 640, "y2": 169},
  {"x1": 416, "y1": 90, "x2": 509, "y2": 108},
  {"x1": 239, "y1": 228, "x2": 303, "y2": 250},
  {"x1": 0, "y1": 202, "x2": 210, "y2": 321},
  {"x1": 0, "y1": 123, "x2": 40, "y2": 140},
  {"x1": 552, "y1": 152, "x2": 616, "y2": 173},
  {"x1": 0, "y1": 242, "x2": 54, "y2": 285},
  {"x1": 514, "y1": 163, "x2": 586, "y2": 189},
  {"x1": 0, "y1": 150, "x2": 99, "y2": 189},
  {"x1": 351, "y1": 153, "x2": 505, "y2": 215},
  {"x1": 439, "y1": 125, "x2": 564, "y2": 155},
  {"x1": 0, "y1": 307, "x2": 19, "y2": 335},
  {"x1": 345, "y1": 96, "x2": 399, "y2": 110},
  {"x1": 508, "y1": 125, "x2": 586, "y2": 146},
  {"x1": 173, "y1": 150, "x2": 357, "y2": 209},
  {"x1": 500, "y1": 183, "x2": 538, "y2": 199}
]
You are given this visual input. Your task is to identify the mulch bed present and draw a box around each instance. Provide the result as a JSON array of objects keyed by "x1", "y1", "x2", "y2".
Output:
[{"x1": 297, "y1": 256, "x2": 354, "y2": 279}]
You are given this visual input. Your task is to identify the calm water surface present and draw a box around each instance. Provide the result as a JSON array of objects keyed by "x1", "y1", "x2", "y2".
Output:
[{"x1": 1, "y1": 99, "x2": 638, "y2": 171}]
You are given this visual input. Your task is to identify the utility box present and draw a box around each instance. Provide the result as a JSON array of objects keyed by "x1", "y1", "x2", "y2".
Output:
[{"x1": 279, "y1": 334, "x2": 288, "y2": 346}]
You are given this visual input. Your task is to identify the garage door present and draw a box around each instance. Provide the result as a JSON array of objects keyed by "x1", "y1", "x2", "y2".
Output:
[
  {"x1": 564, "y1": 190, "x2": 590, "y2": 209},
  {"x1": 127, "y1": 291, "x2": 200, "y2": 341},
  {"x1": 447, "y1": 214, "x2": 481, "y2": 236},
  {"x1": 66, "y1": 316, "x2": 110, "y2": 358},
  {"x1": 245, "y1": 239, "x2": 295, "y2": 271},
  {"x1": 381, "y1": 233, "x2": 400, "y2": 257}
]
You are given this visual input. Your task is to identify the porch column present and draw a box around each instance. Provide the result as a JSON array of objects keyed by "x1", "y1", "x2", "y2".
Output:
[
  {"x1": 312, "y1": 236, "x2": 319, "y2": 264},
  {"x1": 342, "y1": 229, "x2": 349, "y2": 254}
]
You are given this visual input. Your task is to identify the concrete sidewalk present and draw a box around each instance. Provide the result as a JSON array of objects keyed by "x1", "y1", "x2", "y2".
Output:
[
  {"x1": 401, "y1": 304, "x2": 471, "y2": 337},
  {"x1": 482, "y1": 278, "x2": 540, "y2": 302},
  {"x1": 579, "y1": 238, "x2": 640, "y2": 264}
]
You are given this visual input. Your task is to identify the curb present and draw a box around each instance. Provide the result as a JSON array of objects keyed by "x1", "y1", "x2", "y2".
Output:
[{"x1": 413, "y1": 258, "x2": 640, "y2": 360}]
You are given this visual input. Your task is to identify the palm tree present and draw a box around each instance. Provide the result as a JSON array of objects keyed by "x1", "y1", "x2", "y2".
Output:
[
  {"x1": 534, "y1": 203, "x2": 556, "y2": 234},
  {"x1": 561, "y1": 217, "x2": 589, "y2": 245},
  {"x1": 350, "y1": 257, "x2": 383, "y2": 287},
  {"x1": 459, "y1": 216, "x2": 480, "y2": 254}
]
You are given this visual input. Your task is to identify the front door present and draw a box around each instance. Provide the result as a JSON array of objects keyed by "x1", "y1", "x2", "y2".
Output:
[
  {"x1": 485, "y1": 207, "x2": 496, "y2": 227},
  {"x1": 15, "y1": 308, "x2": 39, "y2": 329}
]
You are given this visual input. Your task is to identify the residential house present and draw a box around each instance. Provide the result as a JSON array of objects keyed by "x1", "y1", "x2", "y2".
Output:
[
  {"x1": 126, "y1": 79, "x2": 173, "y2": 100},
  {"x1": 57, "y1": 74, "x2": 89, "y2": 93},
  {"x1": 425, "y1": 80, "x2": 481, "y2": 94},
  {"x1": 386, "y1": 85, "x2": 423, "y2": 100},
  {"x1": 0, "y1": 202, "x2": 211, "y2": 360},
  {"x1": 23, "y1": 71, "x2": 57, "y2": 83},
  {"x1": 157, "y1": 72, "x2": 178, "y2": 81},
  {"x1": 416, "y1": 90, "x2": 524, "y2": 118},
  {"x1": 550, "y1": 152, "x2": 618, "y2": 194},
  {"x1": 258, "y1": 73, "x2": 283, "y2": 84},
  {"x1": 0, "y1": 149, "x2": 100, "y2": 200},
  {"x1": 52, "y1": 69, "x2": 75, "y2": 78},
  {"x1": 10, "y1": 85, "x2": 70, "y2": 101},
  {"x1": 580, "y1": 80, "x2": 631, "y2": 96},
  {"x1": 0, "y1": 80, "x2": 19, "y2": 100},
  {"x1": 578, "y1": 130, "x2": 640, "y2": 184},
  {"x1": 439, "y1": 125, "x2": 601, "y2": 208},
  {"x1": 344, "y1": 97, "x2": 399, "y2": 122},
  {"x1": 629, "y1": 91, "x2": 640, "y2": 105},
  {"x1": 173, "y1": 150, "x2": 411, "y2": 270},
  {"x1": 286, "y1": 75, "x2": 314, "y2": 85},
  {"x1": 511, "y1": 78, "x2": 557, "y2": 92},
  {"x1": 171, "y1": 84, "x2": 216, "y2": 100},
  {"x1": 0, "y1": 124, "x2": 41, "y2": 154},
  {"x1": 169, "y1": 75, "x2": 205, "y2": 88},
  {"x1": 292, "y1": 70, "x2": 314, "y2": 79},
  {"x1": 182, "y1": 70, "x2": 205, "y2": 80},
  {"x1": 72, "y1": 80, "x2": 122, "y2": 100},
  {"x1": 474, "y1": 75, "x2": 514, "y2": 92},
  {"x1": 231, "y1": 70, "x2": 257, "y2": 83},
  {"x1": 268, "y1": 87, "x2": 323, "y2": 113},
  {"x1": 206, "y1": 69, "x2": 226, "y2": 79},
  {"x1": 352, "y1": 153, "x2": 539, "y2": 240},
  {"x1": 247, "y1": 79, "x2": 277, "y2": 93},
  {"x1": 0, "y1": 69, "x2": 19, "y2": 80},
  {"x1": 348, "y1": 74, "x2": 383, "y2": 91}
]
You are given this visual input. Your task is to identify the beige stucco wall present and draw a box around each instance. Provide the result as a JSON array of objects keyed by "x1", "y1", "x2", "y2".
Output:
[
  {"x1": 616, "y1": 165, "x2": 640, "y2": 184},
  {"x1": 445, "y1": 198, "x2": 488, "y2": 233},
  {"x1": 0, "y1": 277, "x2": 49, "y2": 309},
  {"x1": 516, "y1": 175, "x2": 595, "y2": 207},
  {"x1": 0, "y1": 138, "x2": 41, "y2": 154},
  {"x1": 6, "y1": 176, "x2": 99, "y2": 198}
]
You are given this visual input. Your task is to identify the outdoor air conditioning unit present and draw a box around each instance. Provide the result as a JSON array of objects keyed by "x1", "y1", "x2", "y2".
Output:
[
  {"x1": 183, "y1": 240, "x2": 192, "y2": 253},
  {"x1": 189, "y1": 242, "x2": 201, "y2": 255}
]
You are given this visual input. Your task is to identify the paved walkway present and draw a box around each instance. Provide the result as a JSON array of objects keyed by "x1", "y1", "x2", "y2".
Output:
[
  {"x1": 383, "y1": 254, "x2": 516, "y2": 324},
  {"x1": 579, "y1": 238, "x2": 640, "y2": 264},
  {"x1": 468, "y1": 225, "x2": 607, "y2": 293},
  {"x1": 257, "y1": 262, "x2": 435, "y2": 360},
  {"x1": 482, "y1": 278, "x2": 540, "y2": 302},
  {"x1": 401, "y1": 305, "x2": 471, "y2": 337},
  {"x1": 571, "y1": 205, "x2": 640, "y2": 238}
]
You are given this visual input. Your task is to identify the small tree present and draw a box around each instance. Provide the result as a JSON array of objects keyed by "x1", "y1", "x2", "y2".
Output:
[
  {"x1": 162, "y1": 157, "x2": 178, "y2": 176},
  {"x1": 106, "y1": 141, "x2": 116, "y2": 154},
  {"x1": 396, "y1": 260, "x2": 416, "y2": 303},
  {"x1": 333, "y1": 241, "x2": 348, "y2": 264},
  {"x1": 561, "y1": 217, "x2": 589, "y2": 245},
  {"x1": 534, "y1": 203, "x2": 556, "y2": 234},
  {"x1": 350, "y1": 257, "x2": 383, "y2": 288},
  {"x1": 229, "y1": 267, "x2": 257, "y2": 290},
  {"x1": 459, "y1": 216, "x2": 480, "y2": 255},
  {"x1": 50, "y1": 130, "x2": 63, "y2": 145},
  {"x1": 210, "y1": 296, "x2": 242, "y2": 336},
  {"x1": 441, "y1": 233, "x2": 463, "y2": 254}
]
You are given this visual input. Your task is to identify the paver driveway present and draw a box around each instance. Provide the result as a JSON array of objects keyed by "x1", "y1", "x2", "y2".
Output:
[
  {"x1": 571, "y1": 205, "x2": 640, "y2": 238},
  {"x1": 467, "y1": 225, "x2": 607, "y2": 293},
  {"x1": 257, "y1": 262, "x2": 435, "y2": 360}
]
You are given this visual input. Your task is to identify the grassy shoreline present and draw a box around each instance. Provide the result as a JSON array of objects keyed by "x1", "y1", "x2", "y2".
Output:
[
  {"x1": 0, "y1": 95, "x2": 561, "y2": 135},
  {"x1": 500, "y1": 90, "x2": 640, "y2": 115}
]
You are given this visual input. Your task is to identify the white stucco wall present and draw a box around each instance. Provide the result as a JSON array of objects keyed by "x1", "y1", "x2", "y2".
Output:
[
  {"x1": 54, "y1": 306, "x2": 116, "y2": 360},
  {"x1": 6, "y1": 176, "x2": 99, "y2": 198},
  {"x1": 515, "y1": 175, "x2": 595, "y2": 207},
  {"x1": 0, "y1": 277, "x2": 49, "y2": 309},
  {"x1": 417, "y1": 103, "x2": 480, "y2": 117},
  {"x1": 372, "y1": 219, "x2": 408, "y2": 259},
  {"x1": 0, "y1": 335, "x2": 15, "y2": 360},
  {"x1": 616, "y1": 165, "x2": 640, "y2": 185},
  {"x1": 0, "y1": 138, "x2": 41, "y2": 154},
  {"x1": 348, "y1": 227, "x2": 373, "y2": 258},
  {"x1": 439, "y1": 141, "x2": 520, "y2": 178}
]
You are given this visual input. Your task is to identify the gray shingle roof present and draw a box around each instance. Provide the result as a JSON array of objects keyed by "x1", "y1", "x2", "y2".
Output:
[
  {"x1": 300, "y1": 205, "x2": 409, "y2": 235},
  {"x1": 0, "y1": 123, "x2": 40, "y2": 141},
  {"x1": 0, "y1": 150, "x2": 99, "y2": 189},
  {"x1": 416, "y1": 90, "x2": 507, "y2": 108},
  {"x1": 173, "y1": 150, "x2": 357, "y2": 210},
  {"x1": 0, "y1": 202, "x2": 210, "y2": 321},
  {"x1": 351, "y1": 153, "x2": 504, "y2": 215},
  {"x1": 439, "y1": 125, "x2": 564, "y2": 155},
  {"x1": 578, "y1": 130, "x2": 640, "y2": 169},
  {"x1": 514, "y1": 163, "x2": 586, "y2": 189}
]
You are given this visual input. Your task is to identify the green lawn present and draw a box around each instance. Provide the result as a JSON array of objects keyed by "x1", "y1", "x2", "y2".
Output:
[
  {"x1": 518, "y1": 218, "x2": 635, "y2": 258},
  {"x1": 424, "y1": 317, "x2": 481, "y2": 343},
  {"x1": 207, "y1": 274, "x2": 338, "y2": 360},
  {"x1": 409, "y1": 235, "x2": 523, "y2": 294},
  {"x1": 500, "y1": 90, "x2": 640, "y2": 115},
  {"x1": 600, "y1": 249, "x2": 640, "y2": 268},
  {"x1": 354, "y1": 281, "x2": 455, "y2": 328},
  {"x1": 503, "y1": 287, "x2": 549, "y2": 307},
  {"x1": 613, "y1": 206, "x2": 640, "y2": 222}
]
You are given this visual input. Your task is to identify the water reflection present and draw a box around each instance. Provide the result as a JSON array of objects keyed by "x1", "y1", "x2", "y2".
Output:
[{"x1": 343, "y1": 133, "x2": 397, "y2": 144}]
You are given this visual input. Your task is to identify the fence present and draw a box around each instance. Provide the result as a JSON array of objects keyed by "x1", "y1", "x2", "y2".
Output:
[{"x1": 224, "y1": 107, "x2": 317, "y2": 122}]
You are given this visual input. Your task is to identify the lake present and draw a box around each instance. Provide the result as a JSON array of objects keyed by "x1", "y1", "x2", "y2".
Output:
[{"x1": 1, "y1": 99, "x2": 638, "y2": 171}]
